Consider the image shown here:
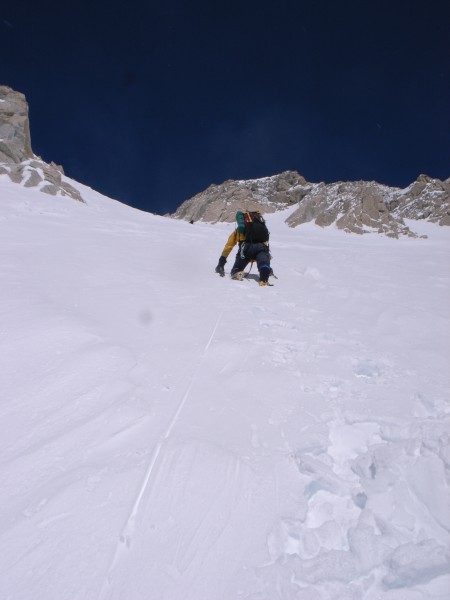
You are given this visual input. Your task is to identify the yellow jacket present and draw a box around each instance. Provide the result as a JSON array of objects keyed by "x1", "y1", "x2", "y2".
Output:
[{"x1": 220, "y1": 229, "x2": 246, "y2": 259}]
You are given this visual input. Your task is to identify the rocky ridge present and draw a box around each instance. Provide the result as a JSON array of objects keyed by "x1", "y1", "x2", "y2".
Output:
[
  {"x1": 173, "y1": 171, "x2": 450, "y2": 238},
  {"x1": 2, "y1": 85, "x2": 448, "y2": 232},
  {"x1": 0, "y1": 85, "x2": 83, "y2": 202}
]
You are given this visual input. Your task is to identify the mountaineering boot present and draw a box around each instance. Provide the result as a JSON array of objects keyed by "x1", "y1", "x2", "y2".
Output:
[
  {"x1": 231, "y1": 271, "x2": 245, "y2": 281},
  {"x1": 259, "y1": 280, "x2": 268, "y2": 286}
]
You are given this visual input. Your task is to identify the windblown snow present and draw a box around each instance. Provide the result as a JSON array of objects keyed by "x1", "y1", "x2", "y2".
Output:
[{"x1": 1, "y1": 175, "x2": 449, "y2": 600}]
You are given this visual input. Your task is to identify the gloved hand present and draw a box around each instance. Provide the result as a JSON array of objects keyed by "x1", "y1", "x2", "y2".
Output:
[{"x1": 215, "y1": 255, "x2": 226, "y2": 276}]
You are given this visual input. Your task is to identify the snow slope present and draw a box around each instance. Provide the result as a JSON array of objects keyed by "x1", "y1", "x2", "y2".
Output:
[{"x1": 1, "y1": 176, "x2": 449, "y2": 600}]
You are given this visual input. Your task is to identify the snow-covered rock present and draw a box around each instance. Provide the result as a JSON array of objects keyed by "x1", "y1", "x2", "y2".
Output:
[
  {"x1": 0, "y1": 159, "x2": 84, "y2": 203},
  {"x1": 392, "y1": 174, "x2": 450, "y2": 226},
  {"x1": 172, "y1": 170, "x2": 307, "y2": 222},
  {"x1": 173, "y1": 172, "x2": 450, "y2": 238}
]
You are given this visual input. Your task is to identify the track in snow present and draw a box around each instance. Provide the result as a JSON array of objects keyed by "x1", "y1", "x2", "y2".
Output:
[{"x1": 99, "y1": 309, "x2": 225, "y2": 598}]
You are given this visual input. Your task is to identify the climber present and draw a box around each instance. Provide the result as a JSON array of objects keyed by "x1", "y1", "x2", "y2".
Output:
[{"x1": 215, "y1": 211, "x2": 272, "y2": 286}]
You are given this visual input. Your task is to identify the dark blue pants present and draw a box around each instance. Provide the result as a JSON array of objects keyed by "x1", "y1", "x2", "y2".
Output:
[{"x1": 230, "y1": 243, "x2": 271, "y2": 282}]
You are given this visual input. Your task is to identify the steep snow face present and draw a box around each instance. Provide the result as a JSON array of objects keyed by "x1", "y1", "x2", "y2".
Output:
[{"x1": 1, "y1": 175, "x2": 449, "y2": 600}]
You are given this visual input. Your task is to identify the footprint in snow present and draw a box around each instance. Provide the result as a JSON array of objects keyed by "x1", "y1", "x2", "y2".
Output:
[{"x1": 352, "y1": 358, "x2": 382, "y2": 379}]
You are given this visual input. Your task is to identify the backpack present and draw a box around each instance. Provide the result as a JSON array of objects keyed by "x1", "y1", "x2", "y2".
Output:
[{"x1": 235, "y1": 210, "x2": 269, "y2": 243}]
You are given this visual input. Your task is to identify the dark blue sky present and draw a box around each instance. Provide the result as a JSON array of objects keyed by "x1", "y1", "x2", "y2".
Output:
[{"x1": 2, "y1": 0, "x2": 449, "y2": 214}]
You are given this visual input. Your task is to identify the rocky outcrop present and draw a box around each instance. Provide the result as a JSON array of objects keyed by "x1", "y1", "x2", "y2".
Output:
[
  {"x1": 0, "y1": 86, "x2": 33, "y2": 163},
  {"x1": 0, "y1": 159, "x2": 84, "y2": 202},
  {"x1": 173, "y1": 171, "x2": 308, "y2": 223},
  {"x1": 285, "y1": 180, "x2": 416, "y2": 237},
  {"x1": 173, "y1": 171, "x2": 449, "y2": 238},
  {"x1": 0, "y1": 85, "x2": 84, "y2": 203},
  {"x1": 391, "y1": 175, "x2": 450, "y2": 226}
]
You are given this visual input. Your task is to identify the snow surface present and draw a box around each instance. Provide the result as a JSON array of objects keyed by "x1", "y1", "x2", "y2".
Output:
[{"x1": 1, "y1": 175, "x2": 449, "y2": 600}]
